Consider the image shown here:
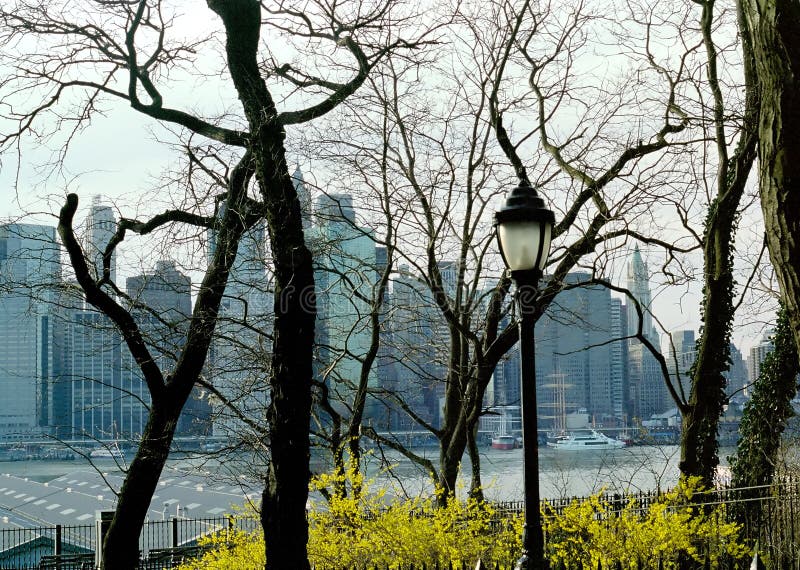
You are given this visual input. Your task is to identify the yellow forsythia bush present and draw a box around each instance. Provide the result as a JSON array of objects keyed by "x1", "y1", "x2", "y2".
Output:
[
  {"x1": 543, "y1": 476, "x2": 749, "y2": 569},
  {"x1": 307, "y1": 468, "x2": 522, "y2": 568},
  {"x1": 178, "y1": 473, "x2": 748, "y2": 570},
  {"x1": 178, "y1": 466, "x2": 521, "y2": 570}
]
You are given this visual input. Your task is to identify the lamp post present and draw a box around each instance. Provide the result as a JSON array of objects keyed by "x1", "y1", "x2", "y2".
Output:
[{"x1": 494, "y1": 179, "x2": 555, "y2": 570}]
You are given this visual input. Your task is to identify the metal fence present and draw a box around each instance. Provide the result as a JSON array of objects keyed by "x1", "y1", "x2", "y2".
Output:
[
  {"x1": 3, "y1": 479, "x2": 800, "y2": 569},
  {"x1": 0, "y1": 515, "x2": 259, "y2": 570}
]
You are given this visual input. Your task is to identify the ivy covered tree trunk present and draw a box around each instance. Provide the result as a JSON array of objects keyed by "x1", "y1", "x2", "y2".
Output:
[
  {"x1": 678, "y1": 0, "x2": 759, "y2": 487},
  {"x1": 729, "y1": 306, "x2": 799, "y2": 547},
  {"x1": 731, "y1": 306, "x2": 799, "y2": 489},
  {"x1": 739, "y1": 0, "x2": 800, "y2": 361}
]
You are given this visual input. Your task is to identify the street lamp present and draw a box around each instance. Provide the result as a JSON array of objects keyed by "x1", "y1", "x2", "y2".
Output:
[{"x1": 494, "y1": 179, "x2": 555, "y2": 570}]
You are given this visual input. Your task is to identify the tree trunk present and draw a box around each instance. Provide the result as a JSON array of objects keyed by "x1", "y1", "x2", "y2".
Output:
[
  {"x1": 740, "y1": 0, "x2": 800, "y2": 360},
  {"x1": 102, "y1": 400, "x2": 182, "y2": 569},
  {"x1": 678, "y1": 227, "x2": 735, "y2": 485},
  {"x1": 467, "y1": 421, "x2": 484, "y2": 502},
  {"x1": 206, "y1": 3, "x2": 316, "y2": 568},
  {"x1": 437, "y1": 409, "x2": 469, "y2": 504},
  {"x1": 678, "y1": 0, "x2": 758, "y2": 487}
]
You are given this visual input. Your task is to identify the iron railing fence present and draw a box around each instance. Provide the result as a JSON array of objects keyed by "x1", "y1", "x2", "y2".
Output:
[
  {"x1": 3, "y1": 479, "x2": 800, "y2": 569},
  {"x1": 0, "y1": 515, "x2": 259, "y2": 570}
]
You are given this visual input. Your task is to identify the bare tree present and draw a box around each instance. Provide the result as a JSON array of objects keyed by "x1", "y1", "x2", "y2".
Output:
[
  {"x1": 0, "y1": 1, "x2": 433, "y2": 568},
  {"x1": 672, "y1": 0, "x2": 758, "y2": 486},
  {"x1": 300, "y1": 0, "x2": 703, "y2": 504}
]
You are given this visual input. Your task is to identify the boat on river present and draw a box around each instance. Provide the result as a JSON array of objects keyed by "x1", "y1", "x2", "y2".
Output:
[
  {"x1": 89, "y1": 443, "x2": 125, "y2": 460},
  {"x1": 548, "y1": 430, "x2": 626, "y2": 450},
  {"x1": 491, "y1": 434, "x2": 518, "y2": 450}
]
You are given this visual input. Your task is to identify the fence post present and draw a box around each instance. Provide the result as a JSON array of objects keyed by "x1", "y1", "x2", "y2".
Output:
[
  {"x1": 171, "y1": 516, "x2": 178, "y2": 548},
  {"x1": 94, "y1": 510, "x2": 114, "y2": 570},
  {"x1": 54, "y1": 524, "x2": 62, "y2": 556},
  {"x1": 751, "y1": 549, "x2": 766, "y2": 570}
]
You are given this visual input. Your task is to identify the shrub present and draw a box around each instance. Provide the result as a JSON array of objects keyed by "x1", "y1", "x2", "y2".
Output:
[
  {"x1": 178, "y1": 474, "x2": 748, "y2": 569},
  {"x1": 543, "y1": 476, "x2": 749, "y2": 569},
  {"x1": 178, "y1": 466, "x2": 521, "y2": 570}
]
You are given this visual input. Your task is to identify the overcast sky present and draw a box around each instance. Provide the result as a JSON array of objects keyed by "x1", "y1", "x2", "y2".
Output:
[{"x1": 0, "y1": 2, "x2": 775, "y2": 356}]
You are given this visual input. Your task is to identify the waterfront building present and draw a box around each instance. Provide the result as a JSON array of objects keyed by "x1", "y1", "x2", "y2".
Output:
[
  {"x1": 492, "y1": 338, "x2": 521, "y2": 409},
  {"x1": 0, "y1": 224, "x2": 62, "y2": 439},
  {"x1": 382, "y1": 266, "x2": 441, "y2": 430},
  {"x1": 535, "y1": 272, "x2": 627, "y2": 427},
  {"x1": 626, "y1": 246, "x2": 659, "y2": 343},
  {"x1": 83, "y1": 196, "x2": 117, "y2": 286},
  {"x1": 309, "y1": 193, "x2": 379, "y2": 422},
  {"x1": 667, "y1": 329, "x2": 747, "y2": 408},
  {"x1": 207, "y1": 204, "x2": 272, "y2": 437},
  {"x1": 66, "y1": 310, "x2": 135, "y2": 440},
  {"x1": 292, "y1": 165, "x2": 313, "y2": 230},
  {"x1": 668, "y1": 330, "x2": 695, "y2": 401},
  {"x1": 748, "y1": 330, "x2": 775, "y2": 389},
  {"x1": 727, "y1": 343, "x2": 747, "y2": 401},
  {"x1": 126, "y1": 260, "x2": 209, "y2": 436}
]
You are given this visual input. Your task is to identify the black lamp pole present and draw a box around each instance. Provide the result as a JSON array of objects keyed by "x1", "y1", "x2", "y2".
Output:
[
  {"x1": 513, "y1": 267, "x2": 545, "y2": 570},
  {"x1": 494, "y1": 180, "x2": 554, "y2": 570}
]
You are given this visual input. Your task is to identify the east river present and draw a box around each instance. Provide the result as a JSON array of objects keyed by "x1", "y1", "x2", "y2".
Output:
[{"x1": 0, "y1": 444, "x2": 733, "y2": 502}]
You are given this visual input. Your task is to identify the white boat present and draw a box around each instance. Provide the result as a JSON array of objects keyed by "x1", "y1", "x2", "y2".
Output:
[
  {"x1": 90, "y1": 445, "x2": 125, "y2": 459},
  {"x1": 547, "y1": 430, "x2": 626, "y2": 450}
]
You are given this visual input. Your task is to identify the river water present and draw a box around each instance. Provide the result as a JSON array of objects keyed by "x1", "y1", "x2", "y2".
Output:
[
  {"x1": 0, "y1": 444, "x2": 727, "y2": 502},
  {"x1": 361, "y1": 444, "x2": 708, "y2": 501}
]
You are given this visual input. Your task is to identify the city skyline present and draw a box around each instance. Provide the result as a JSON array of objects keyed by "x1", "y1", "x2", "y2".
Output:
[{"x1": 0, "y1": 192, "x2": 776, "y2": 440}]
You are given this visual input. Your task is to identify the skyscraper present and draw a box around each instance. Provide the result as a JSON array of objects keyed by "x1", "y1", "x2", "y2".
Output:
[
  {"x1": 748, "y1": 330, "x2": 775, "y2": 388},
  {"x1": 668, "y1": 329, "x2": 695, "y2": 402},
  {"x1": 207, "y1": 210, "x2": 272, "y2": 437},
  {"x1": 67, "y1": 310, "x2": 129, "y2": 439},
  {"x1": 83, "y1": 196, "x2": 117, "y2": 285},
  {"x1": 626, "y1": 245, "x2": 659, "y2": 343},
  {"x1": 727, "y1": 343, "x2": 747, "y2": 401},
  {"x1": 126, "y1": 260, "x2": 208, "y2": 436},
  {"x1": 383, "y1": 266, "x2": 440, "y2": 429},
  {"x1": 292, "y1": 165, "x2": 313, "y2": 229},
  {"x1": 0, "y1": 223, "x2": 62, "y2": 439},
  {"x1": 310, "y1": 193, "x2": 379, "y2": 422},
  {"x1": 535, "y1": 272, "x2": 627, "y2": 427},
  {"x1": 626, "y1": 247, "x2": 669, "y2": 420}
]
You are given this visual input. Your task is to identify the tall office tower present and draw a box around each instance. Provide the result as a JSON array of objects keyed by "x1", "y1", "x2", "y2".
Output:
[
  {"x1": 492, "y1": 336, "x2": 521, "y2": 408},
  {"x1": 83, "y1": 196, "x2": 117, "y2": 285},
  {"x1": 310, "y1": 193, "x2": 379, "y2": 422},
  {"x1": 625, "y1": 247, "x2": 668, "y2": 420},
  {"x1": 372, "y1": 246, "x2": 399, "y2": 430},
  {"x1": 126, "y1": 260, "x2": 192, "y2": 322},
  {"x1": 67, "y1": 310, "x2": 130, "y2": 440},
  {"x1": 0, "y1": 223, "x2": 62, "y2": 439},
  {"x1": 748, "y1": 330, "x2": 775, "y2": 387},
  {"x1": 535, "y1": 272, "x2": 628, "y2": 427},
  {"x1": 292, "y1": 165, "x2": 313, "y2": 229},
  {"x1": 628, "y1": 341, "x2": 669, "y2": 420},
  {"x1": 727, "y1": 343, "x2": 747, "y2": 401},
  {"x1": 626, "y1": 245, "x2": 659, "y2": 343},
  {"x1": 126, "y1": 260, "x2": 209, "y2": 436},
  {"x1": 668, "y1": 330, "x2": 696, "y2": 401},
  {"x1": 384, "y1": 266, "x2": 440, "y2": 430},
  {"x1": 477, "y1": 277, "x2": 521, "y2": 411},
  {"x1": 207, "y1": 209, "x2": 272, "y2": 437},
  {"x1": 438, "y1": 260, "x2": 461, "y2": 300},
  {"x1": 609, "y1": 297, "x2": 628, "y2": 422}
]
